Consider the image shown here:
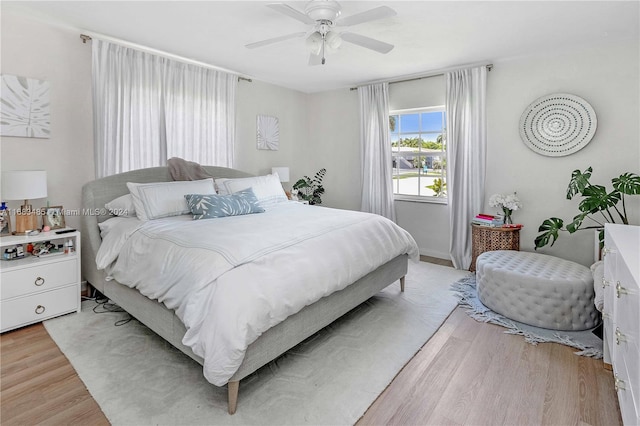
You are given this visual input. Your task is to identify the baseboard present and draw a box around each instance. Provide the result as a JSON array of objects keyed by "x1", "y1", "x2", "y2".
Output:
[{"x1": 419, "y1": 247, "x2": 450, "y2": 261}]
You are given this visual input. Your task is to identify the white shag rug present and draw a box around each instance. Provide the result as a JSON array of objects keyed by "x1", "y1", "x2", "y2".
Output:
[
  {"x1": 44, "y1": 261, "x2": 467, "y2": 425},
  {"x1": 451, "y1": 274, "x2": 603, "y2": 358}
]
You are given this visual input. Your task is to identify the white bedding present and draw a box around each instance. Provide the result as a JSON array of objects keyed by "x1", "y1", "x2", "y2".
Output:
[{"x1": 96, "y1": 202, "x2": 419, "y2": 386}]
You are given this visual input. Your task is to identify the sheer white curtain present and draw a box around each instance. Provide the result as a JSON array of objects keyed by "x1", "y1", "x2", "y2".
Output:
[
  {"x1": 92, "y1": 39, "x2": 237, "y2": 178},
  {"x1": 358, "y1": 83, "x2": 396, "y2": 221},
  {"x1": 164, "y1": 63, "x2": 236, "y2": 168},
  {"x1": 446, "y1": 66, "x2": 487, "y2": 269}
]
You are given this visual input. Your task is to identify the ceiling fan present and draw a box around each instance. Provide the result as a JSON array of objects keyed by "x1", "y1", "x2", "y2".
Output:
[{"x1": 246, "y1": 1, "x2": 397, "y2": 65}]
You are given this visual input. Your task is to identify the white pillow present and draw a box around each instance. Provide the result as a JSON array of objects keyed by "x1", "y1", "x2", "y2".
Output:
[
  {"x1": 105, "y1": 194, "x2": 136, "y2": 217},
  {"x1": 222, "y1": 174, "x2": 287, "y2": 210},
  {"x1": 127, "y1": 178, "x2": 216, "y2": 221},
  {"x1": 214, "y1": 178, "x2": 230, "y2": 195}
]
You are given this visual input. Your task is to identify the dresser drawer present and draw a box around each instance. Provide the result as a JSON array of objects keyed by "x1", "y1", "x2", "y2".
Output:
[
  {"x1": 1, "y1": 258, "x2": 78, "y2": 300},
  {"x1": 613, "y1": 343, "x2": 640, "y2": 426},
  {"x1": 0, "y1": 285, "x2": 79, "y2": 332}
]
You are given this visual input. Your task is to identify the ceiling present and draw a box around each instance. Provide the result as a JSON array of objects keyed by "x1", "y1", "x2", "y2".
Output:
[{"x1": 4, "y1": 1, "x2": 639, "y2": 93}]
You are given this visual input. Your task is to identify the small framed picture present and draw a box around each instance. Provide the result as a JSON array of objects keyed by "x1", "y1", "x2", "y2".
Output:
[
  {"x1": 42, "y1": 206, "x2": 65, "y2": 230},
  {"x1": 0, "y1": 213, "x2": 10, "y2": 235}
]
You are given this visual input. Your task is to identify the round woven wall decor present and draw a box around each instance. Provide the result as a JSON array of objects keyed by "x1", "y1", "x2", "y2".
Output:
[{"x1": 519, "y1": 93, "x2": 597, "y2": 157}]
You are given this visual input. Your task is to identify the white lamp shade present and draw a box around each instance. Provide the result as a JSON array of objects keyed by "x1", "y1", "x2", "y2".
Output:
[
  {"x1": 1, "y1": 170, "x2": 48, "y2": 201},
  {"x1": 271, "y1": 167, "x2": 290, "y2": 183}
]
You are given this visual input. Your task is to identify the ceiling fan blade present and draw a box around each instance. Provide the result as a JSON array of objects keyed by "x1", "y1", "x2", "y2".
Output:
[
  {"x1": 336, "y1": 6, "x2": 396, "y2": 27},
  {"x1": 267, "y1": 3, "x2": 316, "y2": 25},
  {"x1": 245, "y1": 32, "x2": 306, "y2": 49},
  {"x1": 309, "y1": 53, "x2": 323, "y2": 66},
  {"x1": 341, "y1": 32, "x2": 394, "y2": 54}
]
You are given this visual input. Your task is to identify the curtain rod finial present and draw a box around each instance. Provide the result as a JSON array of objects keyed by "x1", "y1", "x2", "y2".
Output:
[{"x1": 80, "y1": 34, "x2": 92, "y2": 44}]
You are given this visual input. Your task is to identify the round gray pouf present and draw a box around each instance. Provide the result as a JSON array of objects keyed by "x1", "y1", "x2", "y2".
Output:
[{"x1": 476, "y1": 250, "x2": 600, "y2": 331}]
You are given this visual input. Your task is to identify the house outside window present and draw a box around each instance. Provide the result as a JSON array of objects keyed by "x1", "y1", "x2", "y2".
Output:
[{"x1": 390, "y1": 107, "x2": 447, "y2": 202}]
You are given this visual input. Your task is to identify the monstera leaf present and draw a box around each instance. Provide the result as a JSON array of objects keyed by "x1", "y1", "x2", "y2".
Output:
[
  {"x1": 578, "y1": 185, "x2": 621, "y2": 213},
  {"x1": 566, "y1": 167, "x2": 592, "y2": 200},
  {"x1": 612, "y1": 173, "x2": 640, "y2": 195},
  {"x1": 535, "y1": 218, "x2": 564, "y2": 248},
  {"x1": 566, "y1": 211, "x2": 591, "y2": 233},
  {"x1": 536, "y1": 167, "x2": 639, "y2": 250}
]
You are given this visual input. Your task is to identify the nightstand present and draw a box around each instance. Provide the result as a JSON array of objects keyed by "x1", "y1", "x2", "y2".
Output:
[
  {"x1": 470, "y1": 224, "x2": 520, "y2": 272},
  {"x1": 0, "y1": 229, "x2": 81, "y2": 332}
]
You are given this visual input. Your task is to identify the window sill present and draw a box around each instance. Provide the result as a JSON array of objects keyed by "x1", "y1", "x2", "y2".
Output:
[{"x1": 394, "y1": 195, "x2": 448, "y2": 205}]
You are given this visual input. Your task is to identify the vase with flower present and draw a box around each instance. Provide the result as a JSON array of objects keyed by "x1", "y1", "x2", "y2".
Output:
[{"x1": 489, "y1": 192, "x2": 522, "y2": 225}]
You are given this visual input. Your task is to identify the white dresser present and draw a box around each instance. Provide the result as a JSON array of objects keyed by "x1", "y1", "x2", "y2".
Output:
[
  {"x1": 0, "y1": 230, "x2": 81, "y2": 333},
  {"x1": 603, "y1": 224, "x2": 639, "y2": 426}
]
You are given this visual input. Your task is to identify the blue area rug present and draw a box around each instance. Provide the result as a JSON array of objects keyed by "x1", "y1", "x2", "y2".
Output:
[{"x1": 451, "y1": 274, "x2": 603, "y2": 358}]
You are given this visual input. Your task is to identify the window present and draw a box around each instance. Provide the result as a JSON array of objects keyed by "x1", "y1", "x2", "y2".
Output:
[{"x1": 389, "y1": 107, "x2": 446, "y2": 201}]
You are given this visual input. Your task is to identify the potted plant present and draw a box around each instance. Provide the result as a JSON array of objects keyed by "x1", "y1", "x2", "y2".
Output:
[
  {"x1": 535, "y1": 167, "x2": 640, "y2": 249},
  {"x1": 292, "y1": 168, "x2": 326, "y2": 205}
]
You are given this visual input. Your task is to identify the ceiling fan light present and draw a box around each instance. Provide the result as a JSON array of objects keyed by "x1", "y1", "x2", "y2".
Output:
[
  {"x1": 305, "y1": 31, "x2": 323, "y2": 55},
  {"x1": 325, "y1": 31, "x2": 342, "y2": 49}
]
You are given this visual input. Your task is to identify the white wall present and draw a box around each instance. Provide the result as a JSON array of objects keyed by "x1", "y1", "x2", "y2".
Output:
[
  {"x1": 486, "y1": 38, "x2": 640, "y2": 266},
  {"x1": 0, "y1": 11, "x2": 94, "y2": 231},
  {"x1": 306, "y1": 88, "x2": 361, "y2": 211},
  {"x1": 235, "y1": 80, "x2": 308, "y2": 182}
]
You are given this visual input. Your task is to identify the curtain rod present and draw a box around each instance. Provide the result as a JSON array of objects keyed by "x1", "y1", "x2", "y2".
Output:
[
  {"x1": 349, "y1": 63, "x2": 493, "y2": 91},
  {"x1": 80, "y1": 34, "x2": 252, "y2": 83}
]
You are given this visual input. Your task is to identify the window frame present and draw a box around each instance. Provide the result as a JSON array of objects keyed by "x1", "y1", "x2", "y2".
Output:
[{"x1": 389, "y1": 106, "x2": 447, "y2": 204}]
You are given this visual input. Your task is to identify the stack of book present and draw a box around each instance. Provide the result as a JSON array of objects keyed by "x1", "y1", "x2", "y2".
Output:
[{"x1": 472, "y1": 213, "x2": 504, "y2": 227}]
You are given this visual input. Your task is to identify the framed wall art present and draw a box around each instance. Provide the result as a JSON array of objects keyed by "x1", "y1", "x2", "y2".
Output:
[
  {"x1": 257, "y1": 115, "x2": 279, "y2": 151},
  {"x1": 0, "y1": 74, "x2": 50, "y2": 138},
  {"x1": 42, "y1": 206, "x2": 65, "y2": 230}
]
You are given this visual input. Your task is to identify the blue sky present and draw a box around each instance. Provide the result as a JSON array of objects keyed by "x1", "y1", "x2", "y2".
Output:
[
  {"x1": 391, "y1": 112, "x2": 444, "y2": 133},
  {"x1": 390, "y1": 111, "x2": 445, "y2": 143}
]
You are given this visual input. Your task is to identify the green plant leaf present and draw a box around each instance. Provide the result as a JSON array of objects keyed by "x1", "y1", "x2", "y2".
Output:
[
  {"x1": 612, "y1": 172, "x2": 640, "y2": 195},
  {"x1": 534, "y1": 217, "x2": 564, "y2": 249},
  {"x1": 566, "y1": 167, "x2": 592, "y2": 200},
  {"x1": 292, "y1": 178, "x2": 310, "y2": 190},
  {"x1": 578, "y1": 185, "x2": 621, "y2": 213},
  {"x1": 566, "y1": 212, "x2": 590, "y2": 233}
]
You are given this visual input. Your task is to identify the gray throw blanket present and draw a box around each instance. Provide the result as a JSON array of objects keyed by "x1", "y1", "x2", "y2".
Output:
[{"x1": 168, "y1": 157, "x2": 213, "y2": 181}]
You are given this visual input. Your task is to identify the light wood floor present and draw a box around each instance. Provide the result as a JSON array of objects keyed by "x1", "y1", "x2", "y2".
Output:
[{"x1": 1, "y1": 269, "x2": 622, "y2": 425}]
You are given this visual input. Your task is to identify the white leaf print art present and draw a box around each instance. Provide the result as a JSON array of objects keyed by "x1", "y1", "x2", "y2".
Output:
[
  {"x1": 1, "y1": 75, "x2": 50, "y2": 138},
  {"x1": 257, "y1": 115, "x2": 279, "y2": 150}
]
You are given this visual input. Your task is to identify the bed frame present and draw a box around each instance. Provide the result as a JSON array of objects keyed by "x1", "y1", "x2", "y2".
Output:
[{"x1": 80, "y1": 166, "x2": 408, "y2": 414}]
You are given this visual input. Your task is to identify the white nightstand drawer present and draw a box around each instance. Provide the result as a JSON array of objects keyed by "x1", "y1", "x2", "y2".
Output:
[
  {"x1": 1, "y1": 258, "x2": 78, "y2": 300},
  {"x1": 0, "y1": 285, "x2": 79, "y2": 332}
]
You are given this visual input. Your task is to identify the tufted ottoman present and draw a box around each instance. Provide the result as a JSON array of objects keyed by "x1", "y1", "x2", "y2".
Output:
[{"x1": 476, "y1": 250, "x2": 600, "y2": 331}]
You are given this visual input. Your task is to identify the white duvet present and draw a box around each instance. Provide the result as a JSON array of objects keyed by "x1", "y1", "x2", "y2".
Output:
[{"x1": 97, "y1": 202, "x2": 418, "y2": 386}]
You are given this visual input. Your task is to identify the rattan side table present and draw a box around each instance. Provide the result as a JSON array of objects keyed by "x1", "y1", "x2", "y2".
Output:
[{"x1": 470, "y1": 224, "x2": 521, "y2": 271}]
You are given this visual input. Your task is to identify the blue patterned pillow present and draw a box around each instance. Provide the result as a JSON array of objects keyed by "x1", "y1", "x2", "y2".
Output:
[{"x1": 185, "y1": 188, "x2": 265, "y2": 220}]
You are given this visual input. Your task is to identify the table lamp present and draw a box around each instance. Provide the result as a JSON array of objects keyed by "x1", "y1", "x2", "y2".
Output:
[{"x1": 1, "y1": 170, "x2": 48, "y2": 234}]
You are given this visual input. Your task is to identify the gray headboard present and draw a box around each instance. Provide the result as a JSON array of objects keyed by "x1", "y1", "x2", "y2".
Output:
[{"x1": 80, "y1": 166, "x2": 253, "y2": 292}]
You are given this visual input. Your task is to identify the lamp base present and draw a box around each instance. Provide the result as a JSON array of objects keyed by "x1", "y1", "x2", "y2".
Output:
[{"x1": 14, "y1": 204, "x2": 39, "y2": 234}]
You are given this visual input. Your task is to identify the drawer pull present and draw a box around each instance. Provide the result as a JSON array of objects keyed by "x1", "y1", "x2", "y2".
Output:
[
  {"x1": 602, "y1": 277, "x2": 610, "y2": 288},
  {"x1": 34, "y1": 305, "x2": 46, "y2": 315},
  {"x1": 34, "y1": 276, "x2": 45, "y2": 286},
  {"x1": 614, "y1": 375, "x2": 626, "y2": 392},
  {"x1": 615, "y1": 282, "x2": 628, "y2": 298},
  {"x1": 615, "y1": 327, "x2": 627, "y2": 345}
]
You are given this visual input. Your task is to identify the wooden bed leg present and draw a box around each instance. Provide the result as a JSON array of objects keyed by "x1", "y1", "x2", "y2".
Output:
[
  {"x1": 228, "y1": 381, "x2": 239, "y2": 415},
  {"x1": 400, "y1": 276, "x2": 405, "y2": 292}
]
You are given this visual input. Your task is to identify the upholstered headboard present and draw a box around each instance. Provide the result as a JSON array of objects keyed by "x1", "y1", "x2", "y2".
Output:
[{"x1": 80, "y1": 166, "x2": 253, "y2": 293}]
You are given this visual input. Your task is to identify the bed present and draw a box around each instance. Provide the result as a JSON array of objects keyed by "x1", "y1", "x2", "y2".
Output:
[{"x1": 80, "y1": 165, "x2": 417, "y2": 414}]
